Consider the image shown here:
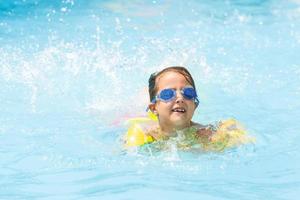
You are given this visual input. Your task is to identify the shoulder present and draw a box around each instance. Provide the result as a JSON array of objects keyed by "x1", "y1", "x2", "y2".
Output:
[
  {"x1": 145, "y1": 125, "x2": 167, "y2": 140},
  {"x1": 191, "y1": 122, "x2": 207, "y2": 129},
  {"x1": 190, "y1": 121, "x2": 216, "y2": 139}
]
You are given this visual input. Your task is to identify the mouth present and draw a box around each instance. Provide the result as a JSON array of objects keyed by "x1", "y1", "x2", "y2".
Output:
[{"x1": 171, "y1": 107, "x2": 186, "y2": 113}]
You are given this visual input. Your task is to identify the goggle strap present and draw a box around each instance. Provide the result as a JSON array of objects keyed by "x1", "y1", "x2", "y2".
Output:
[
  {"x1": 194, "y1": 97, "x2": 199, "y2": 107},
  {"x1": 151, "y1": 98, "x2": 157, "y2": 104}
]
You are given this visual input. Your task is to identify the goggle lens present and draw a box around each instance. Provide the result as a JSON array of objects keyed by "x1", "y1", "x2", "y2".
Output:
[
  {"x1": 159, "y1": 89, "x2": 176, "y2": 102},
  {"x1": 182, "y1": 87, "x2": 196, "y2": 100}
]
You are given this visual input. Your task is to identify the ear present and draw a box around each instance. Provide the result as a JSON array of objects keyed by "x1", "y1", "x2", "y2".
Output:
[{"x1": 148, "y1": 103, "x2": 157, "y2": 114}]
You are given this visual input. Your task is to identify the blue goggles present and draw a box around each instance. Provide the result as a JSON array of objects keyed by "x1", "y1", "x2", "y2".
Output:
[{"x1": 152, "y1": 87, "x2": 199, "y2": 106}]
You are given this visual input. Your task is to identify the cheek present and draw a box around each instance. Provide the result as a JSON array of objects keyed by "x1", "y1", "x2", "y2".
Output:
[
  {"x1": 187, "y1": 102, "x2": 196, "y2": 114},
  {"x1": 156, "y1": 102, "x2": 172, "y2": 114}
]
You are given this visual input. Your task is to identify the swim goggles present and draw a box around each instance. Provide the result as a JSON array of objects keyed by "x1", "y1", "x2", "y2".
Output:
[{"x1": 151, "y1": 86, "x2": 199, "y2": 106}]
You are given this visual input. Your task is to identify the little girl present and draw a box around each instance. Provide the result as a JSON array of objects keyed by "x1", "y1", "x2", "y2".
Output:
[{"x1": 124, "y1": 66, "x2": 254, "y2": 151}]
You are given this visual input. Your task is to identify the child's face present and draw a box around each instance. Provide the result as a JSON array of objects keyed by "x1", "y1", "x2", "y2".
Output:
[{"x1": 150, "y1": 71, "x2": 197, "y2": 133}]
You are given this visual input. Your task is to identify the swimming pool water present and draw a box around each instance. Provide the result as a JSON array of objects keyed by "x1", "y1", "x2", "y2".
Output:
[{"x1": 1, "y1": 0, "x2": 300, "y2": 199}]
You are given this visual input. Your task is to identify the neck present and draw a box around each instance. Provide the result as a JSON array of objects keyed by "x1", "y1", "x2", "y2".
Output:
[{"x1": 159, "y1": 121, "x2": 191, "y2": 137}]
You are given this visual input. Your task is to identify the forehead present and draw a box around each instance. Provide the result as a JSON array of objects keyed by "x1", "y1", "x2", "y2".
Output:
[{"x1": 156, "y1": 71, "x2": 189, "y2": 89}]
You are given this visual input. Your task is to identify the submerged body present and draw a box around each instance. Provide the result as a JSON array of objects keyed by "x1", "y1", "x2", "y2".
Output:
[{"x1": 124, "y1": 114, "x2": 254, "y2": 152}]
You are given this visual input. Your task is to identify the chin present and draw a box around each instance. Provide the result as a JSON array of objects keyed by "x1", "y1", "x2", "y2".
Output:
[{"x1": 172, "y1": 120, "x2": 190, "y2": 129}]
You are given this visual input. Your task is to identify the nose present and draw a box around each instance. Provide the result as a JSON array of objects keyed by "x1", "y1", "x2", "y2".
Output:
[{"x1": 175, "y1": 90, "x2": 184, "y2": 103}]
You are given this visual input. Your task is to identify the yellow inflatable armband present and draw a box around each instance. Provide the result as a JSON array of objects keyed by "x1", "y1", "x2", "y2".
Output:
[
  {"x1": 210, "y1": 119, "x2": 255, "y2": 150},
  {"x1": 124, "y1": 112, "x2": 158, "y2": 147}
]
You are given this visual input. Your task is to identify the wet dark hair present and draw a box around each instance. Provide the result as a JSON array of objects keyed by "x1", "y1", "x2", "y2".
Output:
[{"x1": 148, "y1": 66, "x2": 197, "y2": 101}]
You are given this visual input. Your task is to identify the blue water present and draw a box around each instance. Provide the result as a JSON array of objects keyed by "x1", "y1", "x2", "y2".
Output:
[{"x1": 1, "y1": 0, "x2": 300, "y2": 199}]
